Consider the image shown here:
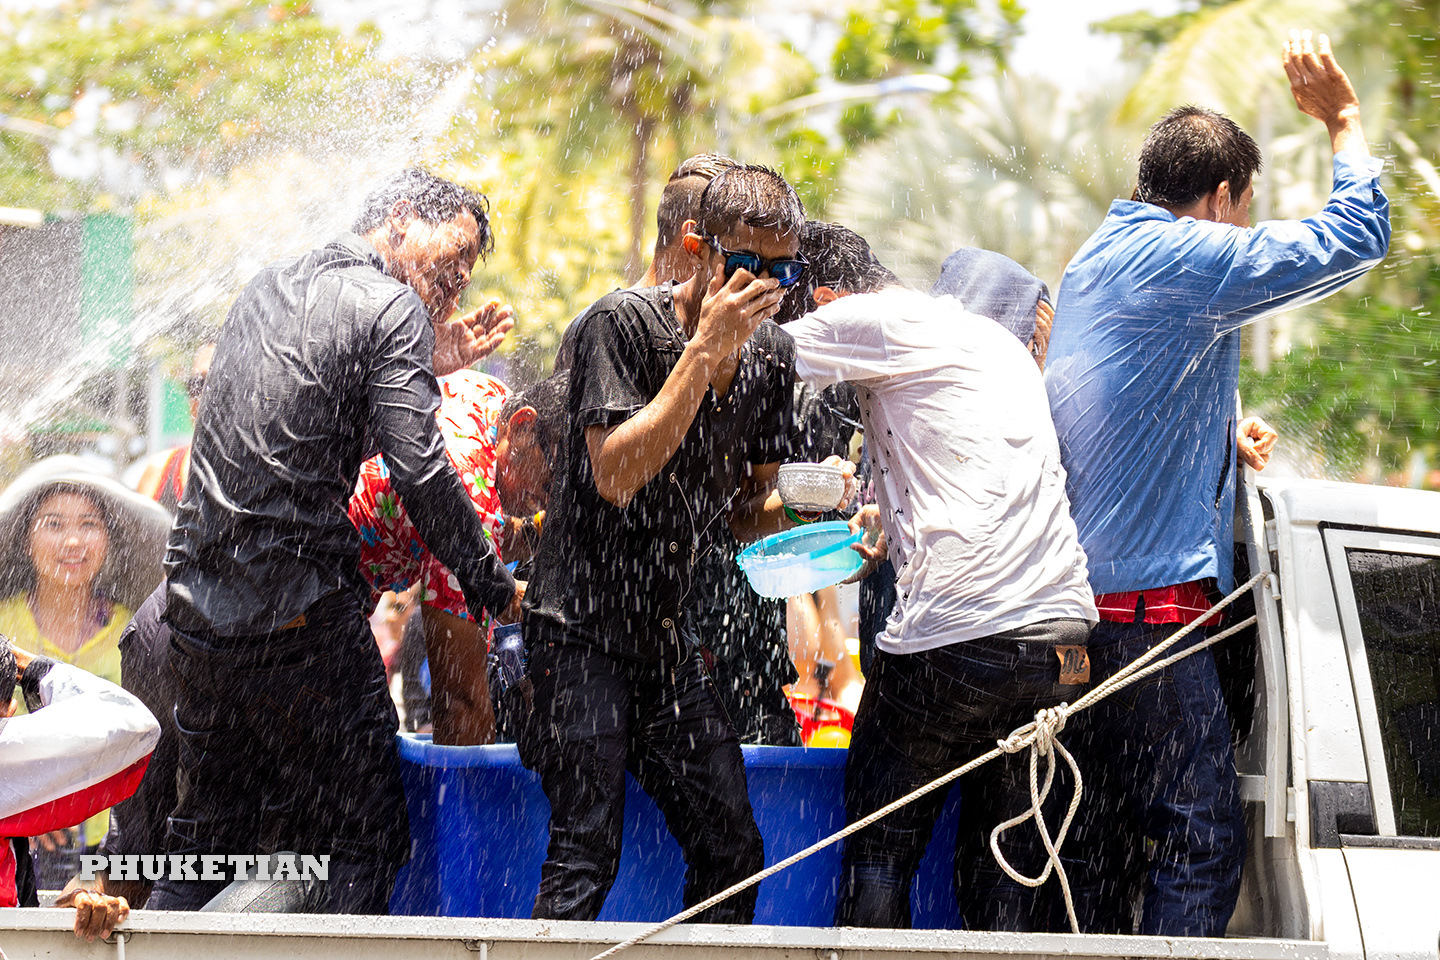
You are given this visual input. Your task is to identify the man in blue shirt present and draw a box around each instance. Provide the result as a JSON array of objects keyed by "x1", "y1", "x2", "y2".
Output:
[{"x1": 1045, "y1": 31, "x2": 1389, "y2": 936}]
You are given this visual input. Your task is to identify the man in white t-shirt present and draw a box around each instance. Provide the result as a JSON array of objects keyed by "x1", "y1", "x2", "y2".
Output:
[{"x1": 780, "y1": 221, "x2": 1097, "y2": 931}]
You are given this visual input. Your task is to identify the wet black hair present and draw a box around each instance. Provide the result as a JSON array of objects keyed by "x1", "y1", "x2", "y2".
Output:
[
  {"x1": 1133, "y1": 106, "x2": 1263, "y2": 210},
  {"x1": 0, "y1": 637, "x2": 15, "y2": 711},
  {"x1": 693, "y1": 164, "x2": 805, "y2": 242},
  {"x1": 352, "y1": 168, "x2": 495, "y2": 261},
  {"x1": 775, "y1": 220, "x2": 899, "y2": 324},
  {"x1": 500, "y1": 374, "x2": 569, "y2": 474},
  {"x1": 655, "y1": 154, "x2": 741, "y2": 252}
]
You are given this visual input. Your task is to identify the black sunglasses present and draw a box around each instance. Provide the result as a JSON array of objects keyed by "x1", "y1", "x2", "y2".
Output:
[{"x1": 705, "y1": 236, "x2": 807, "y2": 287}]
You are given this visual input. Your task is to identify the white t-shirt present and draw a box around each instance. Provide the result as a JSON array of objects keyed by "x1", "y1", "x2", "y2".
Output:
[{"x1": 785, "y1": 287, "x2": 1097, "y2": 654}]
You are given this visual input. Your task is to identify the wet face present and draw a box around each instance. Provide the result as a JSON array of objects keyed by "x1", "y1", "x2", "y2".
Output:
[
  {"x1": 387, "y1": 205, "x2": 482, "y2": 323},
  {"x1": 699, "y1": 222, "x2": 801, "y2": 296},
  {"x1": 494, "y1": 410, "x2": 553, "y2": 517},
  {"x1": 28, "y1": 491, "x2": 108, "y2": 591}
]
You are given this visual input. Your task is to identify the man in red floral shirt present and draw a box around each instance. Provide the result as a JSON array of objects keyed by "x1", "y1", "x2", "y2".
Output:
[{"x1": 350, "y1": 370, "x2": 565, "y2": 744}]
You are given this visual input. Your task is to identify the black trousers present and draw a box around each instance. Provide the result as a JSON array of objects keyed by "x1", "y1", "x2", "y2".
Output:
[
  {"x1": 517, "y1": 629, "x2": 765, "y2": 923},
  {"x1": 147, "y1": 590, "x2": 408, "y2": 914},
  {"x1": 836, "y1": 618, "x2": 1091, "y2": 931}
]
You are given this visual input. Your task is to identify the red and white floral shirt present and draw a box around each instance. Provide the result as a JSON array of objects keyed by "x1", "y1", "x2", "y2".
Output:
[{"x1": 348, "y1": 370, "x2": 509, "y2": 621}]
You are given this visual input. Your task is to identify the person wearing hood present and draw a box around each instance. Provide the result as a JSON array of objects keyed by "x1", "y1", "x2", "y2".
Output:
[{"x1": 847, "y1": 249, "x2": 1059, "y2": 680}]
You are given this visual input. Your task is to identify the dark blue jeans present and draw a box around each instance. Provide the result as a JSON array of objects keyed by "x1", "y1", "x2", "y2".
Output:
[
  {"x1": 835, "y1": 618, "x2": 1092, "y2": 931},
  {"x1": 517, "y1": 627, "x2": 765, "y2": 923},
  {"x1": 1062, "y1": 619, "x2": 1246, "y2": 936}
]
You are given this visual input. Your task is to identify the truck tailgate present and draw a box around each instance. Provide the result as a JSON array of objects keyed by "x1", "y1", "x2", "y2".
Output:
[{"x1": 0, "y1": 910, "x2": 1332, "y2": 960}]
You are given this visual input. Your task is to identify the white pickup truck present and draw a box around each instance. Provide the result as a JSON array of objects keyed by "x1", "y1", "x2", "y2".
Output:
[{"x1": 2, "y1": 472, "x2": 1438, "y2": 960}]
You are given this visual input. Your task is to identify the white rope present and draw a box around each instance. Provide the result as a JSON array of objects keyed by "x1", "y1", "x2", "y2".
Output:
[
  {"x1": 586, "y1": 571, "x2": 1271, "y2": 960},
  {"x1": 989, "y1": 705, "x2": 1084, "y2": 931}
]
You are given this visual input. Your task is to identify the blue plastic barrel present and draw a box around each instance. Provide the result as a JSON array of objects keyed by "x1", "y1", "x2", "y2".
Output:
[{"x1": 389, "y1": 735, "x2": 966, "y2": 928}]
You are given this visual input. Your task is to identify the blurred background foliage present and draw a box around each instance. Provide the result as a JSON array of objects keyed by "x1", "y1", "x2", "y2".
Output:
[{"x1": 0, "y1": 0, "x2": 1435, "y2": 484}]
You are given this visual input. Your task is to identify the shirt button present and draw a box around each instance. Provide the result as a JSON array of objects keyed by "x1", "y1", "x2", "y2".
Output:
[{"x1": 669, "y1": 542, "x2": 679, "y2": 553}]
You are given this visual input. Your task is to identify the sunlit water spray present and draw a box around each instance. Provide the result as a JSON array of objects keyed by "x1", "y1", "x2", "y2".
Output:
[{"x1": 0, "y1": 55, "x2": 487, "y2": 466}]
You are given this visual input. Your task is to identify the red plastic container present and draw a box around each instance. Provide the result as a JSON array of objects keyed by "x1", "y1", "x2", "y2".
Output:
[{"x1": 786, "y1": 692, "x2": 856, "y2": 746}]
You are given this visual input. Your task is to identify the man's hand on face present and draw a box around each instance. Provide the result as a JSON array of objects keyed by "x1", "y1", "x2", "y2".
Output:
[
  {"x1": 694, "y1": 267, "x2": 787, "y2": 360},
  {"x1": 433, "y1": 300, "x2": 515, "y2": 377},
  {"x1": 1283, "y1": 31, "x2": 1365, "y2": 151}
]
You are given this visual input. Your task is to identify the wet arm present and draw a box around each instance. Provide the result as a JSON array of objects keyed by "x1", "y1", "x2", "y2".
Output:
[
  {"x1": 587, "y1": 271, "x2": 785, "y2": 507},
  {"x1": 728, "y1": 462, "x2": 786, "y2": 542},
  {"x1": 586, "y1": 335, "x2": 726, "y2": 508},
  {"x1": 370, "y1": 299, "x2": 516, "y2": 622}
]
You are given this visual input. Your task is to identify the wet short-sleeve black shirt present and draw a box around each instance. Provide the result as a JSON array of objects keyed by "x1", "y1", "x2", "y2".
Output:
[{"x1": 525, "y1": 283, "x2": 794, "y2": 661}]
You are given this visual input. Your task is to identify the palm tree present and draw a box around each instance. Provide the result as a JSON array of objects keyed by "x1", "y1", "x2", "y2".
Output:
[
  {"x1": 477, "y1": 0, "x2": 815, "y2": 280},
  {"x1": 829, "y1": 72, "x2": 1139, "y2": 288}
]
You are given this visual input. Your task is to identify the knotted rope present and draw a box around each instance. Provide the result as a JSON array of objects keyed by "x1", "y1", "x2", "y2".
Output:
[
  {"x1": 587, "y1": 571, "x2": 1270, "y2": 960},
  {"x1": 990, "y1": 704, "x2": 1084, "y2": 931}
]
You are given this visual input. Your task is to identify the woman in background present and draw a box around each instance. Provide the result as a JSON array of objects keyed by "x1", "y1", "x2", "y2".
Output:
[{"x1": 0, "y1": 455, "x2": 169, "y2": 887}]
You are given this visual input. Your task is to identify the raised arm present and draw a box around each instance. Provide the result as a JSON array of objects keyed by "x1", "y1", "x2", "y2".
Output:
[
  {"x1": 369, "y1": 298, "x2": 517, "y2": 623},
  {"x1": 1284, "y1": 30, "x2": 1367, "y2": 157},
  {"x1": 1197, "y1": 34, "x2": 1387, "y2": 333}
]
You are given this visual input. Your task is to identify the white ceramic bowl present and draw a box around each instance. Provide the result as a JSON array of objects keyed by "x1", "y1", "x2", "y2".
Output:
[{"x1": 777, "y1": 461, "x2": 846, "y2": 513}]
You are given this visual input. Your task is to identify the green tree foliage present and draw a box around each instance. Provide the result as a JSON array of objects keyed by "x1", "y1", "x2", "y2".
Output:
[
  {"x1": 449, "y1": 0, "x2": 1025, "y2": 371},
  {"x1": 0, "y1": 0, "x2": 401, "y2": 213},
  {"x1": 1091, "y1": 0, "x2": 1249, "y2": 59},
  {"x1": 772, "y1": 0, "x2": 1022, "y2": 212},
  {"x1": 1241, "y1": 287, "x2": 1440, "y2": 482},
  {"x1": 829, "y1": 73, "x2": 1135, "y2": 287},
  {"x1": 471, "y1": 0, "x2": 818, "y2": 279},
  {"x1": 0, "y1": 0, "x2": 1035, "y2": 388}
]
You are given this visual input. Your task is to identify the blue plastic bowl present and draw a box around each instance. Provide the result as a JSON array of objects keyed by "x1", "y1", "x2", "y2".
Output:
[{"x1": 736, "y1": 520, "x2": 864, "y2": 598}]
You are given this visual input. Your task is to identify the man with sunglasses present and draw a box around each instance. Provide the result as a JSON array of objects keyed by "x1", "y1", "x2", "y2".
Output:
[
  {"x1": 551, "y1": 155, "x2": 805, "y2": 749},
  {"x1": 520, "y1": 165, "x2": 844, "y2": 922}
]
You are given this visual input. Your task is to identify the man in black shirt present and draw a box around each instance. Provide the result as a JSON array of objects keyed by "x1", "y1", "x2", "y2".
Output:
[
  {"x1": 153, "y1": 169, "x2": 520, "y2": 914},
  {"x1": 521, "y1": 165, "x2": 819, "y2": 922},
  {"x1": 557, "y1": 153, "x2": 803, "y2": 746}
]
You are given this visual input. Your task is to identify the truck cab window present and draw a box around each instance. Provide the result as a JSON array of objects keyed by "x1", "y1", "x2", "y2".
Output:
[{"x1": 1344, "y1": 548, "x2": 1440, "y2": 838}]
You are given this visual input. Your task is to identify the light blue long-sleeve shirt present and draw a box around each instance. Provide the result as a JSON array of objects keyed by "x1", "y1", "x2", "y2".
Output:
[{"x1": 1045, "y1": 150, "x2": 1390, "y2": 595}]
